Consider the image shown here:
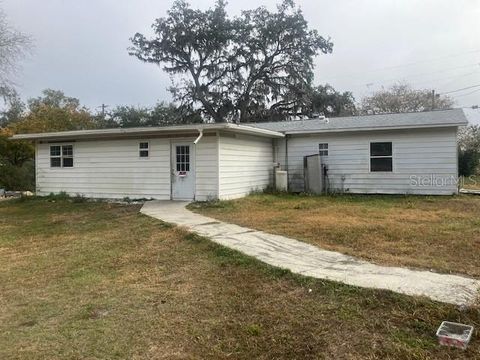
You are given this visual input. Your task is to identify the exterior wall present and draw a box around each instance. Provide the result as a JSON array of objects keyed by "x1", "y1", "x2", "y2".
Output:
[
  {"x1": 36, "y1": 135, "x2": 219, "y2": 200},
  {"x1": 195, "y1": 135, "x2": 219, "y2": 201},
  {"x1": 275, "y1": 127, "x2": 459, "y2": 195},
  {"x1": 218, "y1": 133, "x2": 274, "y2": 199}
]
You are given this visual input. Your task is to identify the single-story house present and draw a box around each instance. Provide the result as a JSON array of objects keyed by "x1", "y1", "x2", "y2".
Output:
[{"x1": 11, "y1": 108, "x2": 467, "y2": 200}]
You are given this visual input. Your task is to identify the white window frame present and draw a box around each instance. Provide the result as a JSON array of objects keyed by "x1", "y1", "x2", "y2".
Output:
[
  {"x1": 139, "y1": 141, "x2": 149, "y2": 158},
  {"x1": 319, "y1": 143, "x2": 329, "y2": 156},
  {"x1": 369, "y1": 141, "x2": 393, "y2": 173},
  {"x1": 50, "y1": 144, "x2": 74, "y2": 169}
]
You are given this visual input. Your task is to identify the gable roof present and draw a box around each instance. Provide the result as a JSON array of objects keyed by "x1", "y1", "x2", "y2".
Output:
[{"x1": 248, "y1": 109, "x2": 468, "y2": 134}]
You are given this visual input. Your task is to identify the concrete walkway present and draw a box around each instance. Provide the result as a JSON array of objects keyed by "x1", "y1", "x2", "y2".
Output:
[{"x1": 141, "y1": 201, "x2": 480, "y2": 306}]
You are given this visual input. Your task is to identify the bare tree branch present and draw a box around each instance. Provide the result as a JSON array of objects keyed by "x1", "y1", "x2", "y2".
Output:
[{"x1": 0, "y1": 8, "x2": 33, "y2": 87}]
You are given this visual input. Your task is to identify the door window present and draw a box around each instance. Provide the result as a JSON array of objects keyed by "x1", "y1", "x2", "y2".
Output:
[{"x1": 176, "y1": 145, "x2": 190, "y2": 172}]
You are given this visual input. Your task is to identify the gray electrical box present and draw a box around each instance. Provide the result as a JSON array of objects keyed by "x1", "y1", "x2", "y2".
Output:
[{"x1": 304, "y1": 154, "x2": 323, "y2": 194}]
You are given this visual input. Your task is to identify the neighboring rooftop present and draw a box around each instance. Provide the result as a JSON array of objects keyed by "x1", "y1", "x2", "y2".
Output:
[{"x1": 249, "y1": 108, "x2": 468, "y2": 134}]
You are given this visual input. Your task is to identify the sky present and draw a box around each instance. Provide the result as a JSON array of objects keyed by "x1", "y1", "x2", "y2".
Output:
[{"x1": 3, "y1": 0, "x2": 480, "y2": 123}]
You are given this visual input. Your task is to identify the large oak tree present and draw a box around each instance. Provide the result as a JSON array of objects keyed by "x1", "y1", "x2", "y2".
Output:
[
  {"x1": 129, "y1": 0, "x2": 333, "y2": 123},
  {"x1": 309, "y1": 84, "x2": 356, "y2": 117}
]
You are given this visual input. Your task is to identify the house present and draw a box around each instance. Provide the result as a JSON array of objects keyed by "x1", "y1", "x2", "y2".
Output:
[
  {"x1": 252, "y1": 108, "x2": 468, "y2": 195},
  {"x1": 11, "y1": 108, "x2": 467, "y2": 200}
]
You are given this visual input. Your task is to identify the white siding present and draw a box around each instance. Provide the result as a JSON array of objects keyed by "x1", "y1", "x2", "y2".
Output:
[
  {"x1": 195, "y1": 135, "x2": 219, "y2": 201},
  {"x1": 218, "y1": 133, "x2": 274, "y2": 199},
  {"x1": 276, "y1": 127, "x2": 459, "y2": 195},
  {"x1": 37, "y1": 138, "x2": 172, "y2": 199},
  {"x1": 36, "y1": 135, "x2": 220, "y2": 200}
]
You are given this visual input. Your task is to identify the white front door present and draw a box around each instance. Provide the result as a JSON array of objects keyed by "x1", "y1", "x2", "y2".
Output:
[{"x1": 171, "y1": 142, "x2": 195, "y2": 200}]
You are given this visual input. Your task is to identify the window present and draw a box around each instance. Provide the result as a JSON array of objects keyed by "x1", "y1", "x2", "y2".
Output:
[
  {"x1": 139, "y1": 142, "x2": 149, "y2": 158},
  {"x1": 176, "y1": 145, "x2": 190, "y2": 172},
  {"x1": 50, "y1": 145, "x2": 61, "y2": 167},
  {"x1": 370, "y1": 142, "x2": 392, "y2": 172},
  {"x1": 319, "y1": 143, "x2": 329, "y2": 156},
  {"x1": 50, "y1": 145, "x2": 73, "y2": 168}
]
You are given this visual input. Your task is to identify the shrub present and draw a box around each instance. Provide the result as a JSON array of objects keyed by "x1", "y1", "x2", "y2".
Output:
[
  {"x1": 458, "y1": 148, "x2": 479, "y2": 177},
  {"x1": 0, "y1": 160, "x2": 35, "y2": 191}
]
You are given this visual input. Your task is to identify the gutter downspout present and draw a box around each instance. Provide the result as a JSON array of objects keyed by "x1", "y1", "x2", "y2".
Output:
[
  {"x1": 193, "y1": 129, "x2": 203, "y2": 145},
  {"x1": 192, "y1": 129, "x2": 204, "y2": 201},
  {"x1": 285, "y1": 134, "x2": 289, "y2": 192}
]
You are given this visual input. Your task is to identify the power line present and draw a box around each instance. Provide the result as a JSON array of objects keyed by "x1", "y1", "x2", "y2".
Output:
[
  {"x1": 341, "y1": 63, "x2": 480, "y2": 91},
  {"x1": 413, "y1": 69, "x2": 480, "y2": 88},
  {"x1": 434, "y1": 70, "x2": 480, "y2": 89},
  {"x1": 452, "y1": 88, "x2": 480, "y2": 98},
  {"x1": 368, "y1": 49, "x2": 480, "y2": 72},
  {"x1": 440, "y1": 84, "x2": 480, "y2": 95},
  {"x1": 320, "y1": 49, "x2": 480, "y2": 81}
]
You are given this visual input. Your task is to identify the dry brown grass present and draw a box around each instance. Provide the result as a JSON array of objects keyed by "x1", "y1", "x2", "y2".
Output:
[
  {"x1": 1, "y1": 197, "x2": 479, "y2": 359},
  {"x1": 463, "y1": 175, "x2": 480, "y2": 190},
  {"x1": 190, "y1": 194, "x2": 480, "y2": 278}
]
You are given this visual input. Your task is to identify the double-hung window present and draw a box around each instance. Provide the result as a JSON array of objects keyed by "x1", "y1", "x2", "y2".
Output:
[
  {"x1": 319, "y1": 143, "x2": 329, "y2": 156},
  {"x1": 50, "y1": 145, "x2": 73, "y2": 168},
  {"x1": 370, "y1": 142, "x2": 392, "y2": 172},
  {"x1": 139, "y1": 142, "x2": 149, "y2": 158}
]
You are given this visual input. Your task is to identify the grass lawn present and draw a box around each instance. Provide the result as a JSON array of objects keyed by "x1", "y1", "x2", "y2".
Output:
[
  {"x1": 190, "y1": 194, "x2": 480, "y2": 278},
  {"x1": 1, "y1": 198, "x2": 479, "y2": 359}
]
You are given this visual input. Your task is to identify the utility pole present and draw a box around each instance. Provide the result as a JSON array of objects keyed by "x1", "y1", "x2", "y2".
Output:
[
  {"x1": 431, "y1": 90, "x2": 435, "y2": 110},
  {"x1": 97, "y1": 104, "x2": 109, "y2": 118}
]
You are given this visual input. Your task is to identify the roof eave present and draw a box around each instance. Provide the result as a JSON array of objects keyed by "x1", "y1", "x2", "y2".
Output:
[
  {"x1": 283, "y1": 122, "x2": 468, "y2": 135},
  {"x1": 10, "y1": 123, "x2": 284, "y2": 141},
  {"x1": 224, "y1": 123, "x2": 284, "y2": 138}
]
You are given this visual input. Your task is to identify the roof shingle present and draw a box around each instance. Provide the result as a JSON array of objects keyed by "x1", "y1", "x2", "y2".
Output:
[{"x1": 247, "y1": 109, "x2": 467, "y2": 134}]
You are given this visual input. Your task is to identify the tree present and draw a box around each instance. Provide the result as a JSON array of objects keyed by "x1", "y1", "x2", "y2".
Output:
[
  {"x1": 309, "y1": 84, "x2": 356, "y2": 117},
  {"x1": 107, "y1": 102, "x2": 202, "y2": 128},
  {"x1": 12, "y1": 89, "x2": 97, "y2": 134},
  {"x1": 0, "y1": 8, "x2": 32, "y2": 88},
  {"x1": 3, "y1": 89, "x2": 95, "y2": 190},
  {"x1": 149, "y1": 102, "x2": 203, "y2": 125},
  {"x1": 459, "y1": 149, "x2": 479, "y2": 177},
  {"x1": 459, "y1": 125, "x2": 480, "y2": 151},
  {"x1": 0, "y1": 8, "x2": 31, "y2": 128},
  {"x1": 0, "y1": 127, "x2": 32, "y2": 166},
  {"x1": 458, "y1": 125, "x2": 480, "y2": 176},
  {"x1": 27, "y1": 89, "x2": 80, "y2": 112},
  {"x1": 0, "y1": 127, "x2": 34, "y2": 190},
  {"x1": 130, "y1": 0, "x2": 333, "y2": 123},
  {"x1": 360, "y1": 83, "x2": 454, "y2": 115},
  {"x1": 0, "y1": 85, "x2": 25, "y2": 126},
  {"x1": 109, "y1": 105, "x2": 152, "y2": 128}
]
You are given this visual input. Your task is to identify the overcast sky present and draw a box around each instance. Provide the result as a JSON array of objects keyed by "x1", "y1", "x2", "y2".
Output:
[{"x1": 3, "y1": 0, "x2": 480, "y2": 122}]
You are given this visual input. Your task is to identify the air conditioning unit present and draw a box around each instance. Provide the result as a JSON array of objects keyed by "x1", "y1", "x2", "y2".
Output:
[
  {"x1": 275, "y1": 170, "x2": 288, "y2": 192},
  {"x1": 304, "y1": 154, "x2": 324, "y2": 194}
]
